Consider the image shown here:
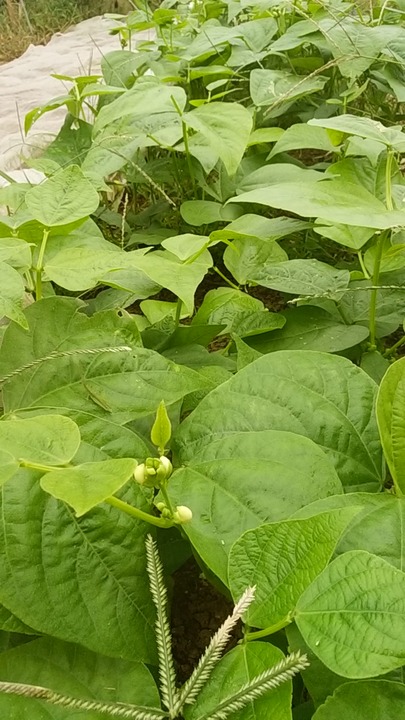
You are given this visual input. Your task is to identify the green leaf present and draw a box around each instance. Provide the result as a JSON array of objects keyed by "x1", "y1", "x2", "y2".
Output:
[
  {"x1": 360, "y1": 350, "x2": 390, "y2": 384},
  {"x1": 224, "y1": 236, "x2": 287, "y2": 285},
  {"x1": 151, "y1": 400, "x2": 172, "y2": 451},
  {"x1": 0, "y1": 636, "x2": 160, "y2": 719},
  {"x1": 232, "y1": 179, "x2": 405, "y2": 229},
  {"x1": 312, "y1": 680, "x2": 405, "y2": 719},
  {"x1": 0, "y1": 415, "x2": 80, "y2": 466},
  {"x1": 161, "y1": 233, "x2": 210, "y2": 261},
  {"x1": 122, "y1": 249, "x2": 213, "y2": 314},
  {"x1": 180, "y1": 200, "x2": 241, "y2": 226},
  {"x1": 236, "y1": 163, "x2": 322, "y2": 194},
  {"x1": 40, "y1": 458, "x2": 137, "y2": 516},
  {"x1": 376, "y1": 357, "x2": 405, "y2": 493},
  {"x1": 174, "y1": 351, "x2": 383, "y2": 492},
  {"x1": 246, "y1": 259, "x2": 349, "y2": 300},
  {"x1": 336, "y1": 495, "x2": 405, "y2": 570},
  {"x1": 250, "y1": 69, "x2": 327, "y2": 111},
  {"x1": 0, "y1": 298, "x2": 205, "y2": 421},
  {"x1": 228, "y1": 310, "x2": 285, "y2": 338},
  {"x1": 233, "y1": 335, "x2": 263, "y2": 370},
  {"x1": 94, "y1": 80, "x2": 186, "y2": 131},
  {"x1": 183, "y1": 103, "x2": 253, "y2": 176},
  {"x1": 187, "y1": 643, "x2": 292, "y2": 720},
  {"x1": 309, "y1": 114, "x2": 405, "y2": 150},
  {"x1": 269, "y1": 123, "x2": 340, "y2": 158},
  {"x1": 295, "y1": 550, "x2": 405, "y2": 678},
  {"x1": 168, "y1": 429, "x2": 341, "y2": 582},
  {"x1": 247, "y1": 127, "x2": 284, "y2": 146},
  {"x1": 192, "y1": 288, "x2": 264, "y2": 333},
  {"x1": 0, "y1": 468, "x2": 156, "y2": 662},
  {"x1": 228, "y1": 508, "x2": 361, "y2": 631},
  {"x1": 0, "y1": 261, "x2": 28, "y2": 329},
  {"x1": 248, "y1": 307, "x2": 369, "y2": 353},
  {"x1": 44, "y1": 246, "x2": 129, "y2": 291},
  {"x1": 314, "y1": 223, "x2": 375, "y2": 250},
  {"x1": 0, "y1": 237, "x2": 32, "y2": 269},
  {"x1": 211, "y1": 214, "x2": 309, "y2": 243},
  {"x1": 0, "y1": 450, "x2": 19, "y2": 487},
  {"x1": 25, "y1": 166, "x2": 100, "y2": 226}
]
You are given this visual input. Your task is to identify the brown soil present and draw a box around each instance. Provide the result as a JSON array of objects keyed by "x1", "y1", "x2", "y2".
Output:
[{"x1": 170, "y1": 559, "x2": 241, "y2": 683}]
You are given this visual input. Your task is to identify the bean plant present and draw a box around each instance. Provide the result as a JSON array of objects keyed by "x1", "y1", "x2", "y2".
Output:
[{"x1": 1, "y1": 0, "x2": 405, "y2": 717}]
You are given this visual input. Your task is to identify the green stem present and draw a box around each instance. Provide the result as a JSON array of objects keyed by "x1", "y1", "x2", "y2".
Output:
[
  {"x1": 159, "y1": 482, "x2": 175, "y2": 517},
  {"x1": 20, "y1": 460, "x2": 54, "y2": 474},
  {"x1": 213, "y1": 266, "x2": 240, "y2": 290},
  {"x1": 357, "y1": 251, "x2": 370, "y2": 279},
  {"x1": 368, "y1": 149, "x2": 394, "y2": 349},
  {"x1": 105, "y1": 496, "x2": 174, "y2": 529},
  {"x1": 245, "y1": 615, "x2": 291, "y2": 641},
  {"x1": 384, "y1": 334, "x2": 405, "y2": 357},
  {"x1": 368, "y1": 232, "x2": 386, "y2": 350},
  {"x1": 35, "y1": 228, "x2": 50, "y2": 301},
  {"x1": 174, "y1": 297, "x2": 182, "y2": 328},
  {"x1": 182, "y1": 120, "x2": 197, "y2": 197}
]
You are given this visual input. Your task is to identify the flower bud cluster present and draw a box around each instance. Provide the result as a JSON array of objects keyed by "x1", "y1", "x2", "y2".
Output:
[{"x1": 134, "y1": 456, "x2": 173, "y2": 488}]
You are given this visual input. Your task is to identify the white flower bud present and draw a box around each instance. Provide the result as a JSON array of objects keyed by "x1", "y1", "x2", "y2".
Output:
[{"x1": 174, "y1": 505, "x2": 193, "y2": 524}]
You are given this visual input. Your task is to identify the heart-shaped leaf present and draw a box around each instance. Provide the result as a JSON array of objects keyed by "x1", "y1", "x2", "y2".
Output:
[
  {"x1": 295, "y1": 550, "x2": 405, "y2": 678},
  {"x1": 228, "y1": 508, "x2": 360, "y2": 631},
  {"x1": 25, "y1": 166, "x2": 100, "y2": 226},
  {"x1": 40, "y1": 458, "x2": 137, "y2": 516},
  {"x1": 0, "y1": 415, "x2": 80, "y2": 466}
]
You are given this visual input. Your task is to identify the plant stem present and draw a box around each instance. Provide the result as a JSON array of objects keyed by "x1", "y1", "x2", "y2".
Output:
[
  {"x1": 20, "y1": 460, "x2": 53, "y2": 474},
  {"x1": 35, "y1": 227, "x2": 50, "y2": 301},
  {"x1": 384, "y1": 334, "x2": 405, "y2": 357},
  {"x1": 357, "y1": 251, "x2": 370, "y2": 279},
  {"x1": 368, "y1": 232, "x2": 386, "y2": 350},
  {"x1": 368, "y1": 149, "x2": 394, "y2": 349},
  {"x1": 182, "y1": 120, "x2": 197, "y2": 197},
  {"x1": 159, "y1": 482, "x2": 176, "y2": 517},
  {"x1": 174, "y1": 298, "x2": 182, "y2": 328},
  {"x1": 245, "y1": 615, "x2": 291, "y2": 641},
  {"x1": 105, "y1": 496, "x2": 174, "y2": 528},
  {"x1": 213, "y1": 266, "x2": 240, "y2": 290}
]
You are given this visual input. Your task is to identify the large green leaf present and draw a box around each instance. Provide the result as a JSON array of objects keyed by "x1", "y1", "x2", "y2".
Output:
[
  {"x1": 40, "y1": 458, "x2": 137, "y2": 516},
  {"x1": 0, "y1": 468, "x2": 156, "y2": 663},
  {"x1": 0, "y1": 237, "x2": 32, "y2": 269},
  {"x1": 269, "y1": 123, "x2": 340, "y2": 158},
  {"x1": 295, "y1": 550, "x2": 405, "y2": 678},
  {"x1": 183, "y1": 103, "x2": 253, "y2": 176},
  {"x1": 174, "y1": 351, "x2": 383, "y2": 492},
  {"x1": 249, "y1": 69, "x2": 327, "y2": 111},
  {"x1": 228, "y1": 508, "x2": 360, "y2": 631},
  {"x1": 309, "y1": 114, "x2": 405, "y2": 150},
  {"x1": 248, "y1": 307, "x2": 369, "y2": 353},
  {"x1": 0, "y1": 636, "x2": 160, "y2": 719},
  {"x1": 376, "y1": 357, "x2": 405, "y2": 494},
  {"x1": 94, "y1": 80, "x2": 186, "y2": 131},
  {"x1": 192, "y1": 288, "x2": 264, "y2": 331},
  {"x1": 312, "y1": 680, "x2": 405, "y2": 719},
  {"x1": 246, "y1": 259, "x2": 349, "y2": 299},
  {"x1": 0, "y1": 415, "x2": 80, "y2": 467},
  {"x1": 0, "y1": 261, "x2": 28, "y2": 329},
  {"x1": 168, "y1": 429, "x2": 341, "y2": 582},
  {"x1": 336, "y1": 494, "x2": 405, "y2": 570},
  {"x1": 25, "y1": 166, "x2": 100, "y2": 227},
  {"x1": 232, "y1": 179, "x2": 405, "y2": 229},
  {"x1": 0, "y1": 297, "x2": 204, "y2": 423},
  {"x1": 224, "y1": 236, "x2": 287, "y2": 285},
  {"x1": 111, "y1": 249, "x2": 213, "y2": 314},
  {"x1": 44, "y1": 246, "x2": 131, "y2": 291},
  {"x1": 187, "y1": 643, "x2": 292, "y2": 720}
]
